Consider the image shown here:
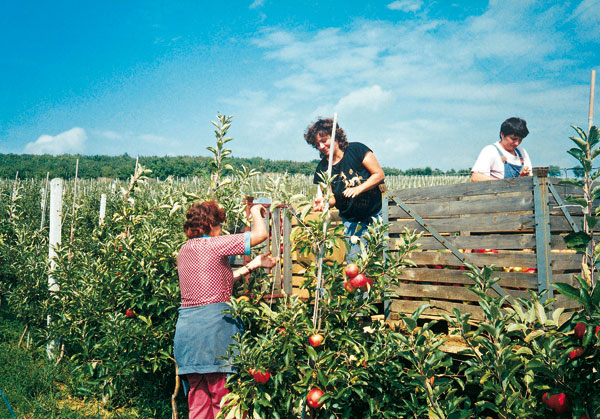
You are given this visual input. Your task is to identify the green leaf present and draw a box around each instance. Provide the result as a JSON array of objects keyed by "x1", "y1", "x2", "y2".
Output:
[
  {"x1": 558, "y1": 178, "x2": 584, "y2": 188},
  {"x1": 524, "y1": 330, "x2": 544, "y2": 342},
  {"x1": 553, "y1": 282, "x2": 584, "y2": 304},
  {"x1": 564, "y1": 196, "x2": 588, "y2": 208},
  {"x1": 563, "y1": 231, "x2": 590, "y2": 252},
  {"x1": 570, "y1": 135, "x2": 588, "y2": 150}
]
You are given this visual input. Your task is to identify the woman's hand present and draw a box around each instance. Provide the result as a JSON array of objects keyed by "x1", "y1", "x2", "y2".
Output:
[
  {"x1": 342, "y1": 185, "x2": 362, "y2": 198},
  {"x1": 519, "y1": 166, "x2": 531, "y2": 177},
  {"x1": 250, "y1": 204, "x2": 267, "y2": 219},
  {"x1": 250, "y1": 253, "x2": 279, "y2": 269}
]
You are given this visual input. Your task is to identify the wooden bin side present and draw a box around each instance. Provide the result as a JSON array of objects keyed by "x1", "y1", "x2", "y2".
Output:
[{"x1": 386, "y1": 175, "x2": 582, "y2": 322}]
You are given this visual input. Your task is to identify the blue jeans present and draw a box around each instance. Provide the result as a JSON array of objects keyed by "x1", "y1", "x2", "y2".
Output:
[{"x1": 342, "y1": 210, "x2": 382, "y2": 262}]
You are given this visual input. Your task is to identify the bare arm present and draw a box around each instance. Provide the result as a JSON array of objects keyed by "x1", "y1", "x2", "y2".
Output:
[
  {"x1": 249, "y1": 205, "x2": 268, "y2": 246},
  {"x1": 342, "y1": 151, "x2": 385, "y2": 198},
  {"x1": 233, "y1": 253, "x2": 279, "y2": 280},
  {"x1": 471, "y1": 172, "x2": 496, "y2": 182}
]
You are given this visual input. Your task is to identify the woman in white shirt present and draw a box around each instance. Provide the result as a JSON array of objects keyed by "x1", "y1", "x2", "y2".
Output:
[{"x1": 471, "y1": 117, "x2": 532, "y2": 181}]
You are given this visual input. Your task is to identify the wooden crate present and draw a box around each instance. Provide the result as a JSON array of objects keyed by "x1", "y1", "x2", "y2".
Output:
[{"x1": 385, "y1": 174, "x2": 583, "y2": 321}]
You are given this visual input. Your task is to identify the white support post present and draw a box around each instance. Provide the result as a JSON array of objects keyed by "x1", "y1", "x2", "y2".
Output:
[
  {"x1": 47, "y1": 178, "x2": 63, "y2": 359},
  {"x1": 99, "y1": 193, "x2": 107, "y2": 225}
]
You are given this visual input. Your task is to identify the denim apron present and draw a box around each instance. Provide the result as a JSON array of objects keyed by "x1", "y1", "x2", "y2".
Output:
[
  {"x1": 495, "y1": 145, "x2": 524, "y2": 179},
  {"x1": 174, "y1": 302, "x2": 243, "y2": 394}
]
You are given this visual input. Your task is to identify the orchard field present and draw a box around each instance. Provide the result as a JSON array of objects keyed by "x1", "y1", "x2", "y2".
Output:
[{"x1": 0, "y1": 117, "x2": 599, "y2": 418}]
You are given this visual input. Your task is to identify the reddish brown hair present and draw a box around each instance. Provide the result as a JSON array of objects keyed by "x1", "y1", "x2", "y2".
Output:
[
  {"x1": 304, "y1": 117, "x2": 349, "y2": 158},
  {"x1": 183, "y1": 201, "x2": 226, "y2": 238}
]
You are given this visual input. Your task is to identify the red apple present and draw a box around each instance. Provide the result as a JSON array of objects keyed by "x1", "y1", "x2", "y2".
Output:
[
  {"x1": 551, "y1": 393, "x2": 569, "y2": 414},
  {"x1": 309, "y1": 333, "x2": 324, "y2": 347},
  {"x1": 542, "y1": 392, "x2": 550, "y2": 406},
  {"x1": 344, "y1": 264, "x2": 359, "y2": 278},
  {"x1": 574, "y1": 322, "x2": 586, "y2": 339},
  {"x1": 125, "y1": 309, "x2": 135, "y2": 318},
  {"x1": 343, "y1": 281, "x2": 356, "y2": 293},
  {"x1": 569, "y1": 347, "x2": 584, "y2": 360},
  {"x1": 350, "y1": 273, "x2": 367, "y2": 289},
  {"x1": 307, "y1": 387, "x2": 324, "y2": 408},
  {"x1": 251, "y1": 369, "x2": 270, "y2": 384}
]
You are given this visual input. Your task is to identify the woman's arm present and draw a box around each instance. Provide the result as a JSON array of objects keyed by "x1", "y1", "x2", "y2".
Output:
[
  {"x1": 248, "y1": 204, "x2": 268, "y2": 246},
  {"x1": 471, "y1": 172, "x2": 496, "y2": 182},
  {"x1": 233, "y1": 253, "x2": 279, "y2": 280},
  {"x1": 342, "y1": 151, "x2": 385, "y2": 198}
]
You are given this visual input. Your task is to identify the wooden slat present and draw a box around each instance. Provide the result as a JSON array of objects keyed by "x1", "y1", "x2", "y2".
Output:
[
  {"x1": 391, "y1": 234, "x2": 585, "y2": 251},
  {"x1": 398, "y1": 268, "x2": 539, "y2": 289},
  {"x1": 389, "y1": 213, "x2": 535, "y2": 234},
  {"x1": 390, "y1": 299, "x2": 484, "y2": 320},
  {"x1": 393, "y1": 283, "x2": 530, "y2": 302},
  {"x1": 402, "y1": 251, "x2": 537, "y2": 267},
  {"x1": 389, "y1": 176, "x2": 533, "y2": 201},
  {"x1": 389, "y1": 214, "x2": 586, "y2": 235},
  {"x1": 388, "y1": 195, "x2": 533, "y2": 218}
]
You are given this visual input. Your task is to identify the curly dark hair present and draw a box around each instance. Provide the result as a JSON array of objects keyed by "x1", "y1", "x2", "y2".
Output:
[
  {"x1": 304, "y1": 118, "x2": 349, "y2": 158},
  {"x1": 183, "y1": 200, "x2": 226, "y2": 239}
]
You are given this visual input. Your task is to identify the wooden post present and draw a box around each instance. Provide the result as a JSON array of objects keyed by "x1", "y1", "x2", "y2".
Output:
[
  {"x1": 588, "y1": 69, "x2": 596, "y2": 133},
  {"x1": 99, "y1": 194, "x2": 107, "y2": 225},
  {"x1": 47, "y1": 178, "x2": 63, "y2": 359},
  {"x1": 283, "y1": 208, "x2": 293, "y2": 294},
  {"x1": 533, "y1": 174, "x2": 553, "y2": 304},
  {"x1": 271, "y1": 207, "x2": 282, "y2": 292}
]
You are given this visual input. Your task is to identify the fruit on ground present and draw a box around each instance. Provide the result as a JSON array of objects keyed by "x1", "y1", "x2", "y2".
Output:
[
  {"x1": 344, "y1": 264, "x2": 359, "y2": 278},
  {"x1": 574, "y1": 322, "x2": 586, "y2": 339},
  {"x1": 350, "y1": 273, "x2": 367, "y2": 289},
  {"x1": 125, "y1": 309, "x2": 135, "y2": 318},
  {"x1": 309, "y1": 333, "x2": 324, "y2": 347},
  {"x1": 251, "y1": 369, "x2": 270, "y2": 384},
  {"x1": 307, "y1": 387, "x2": 324, "y2": 408},
  {"x1": 343, "y1": 281, "x2": 356, "y2": 293},
  {"x1": 569, "y1": 347, "x2": 584, "y2": 360}
]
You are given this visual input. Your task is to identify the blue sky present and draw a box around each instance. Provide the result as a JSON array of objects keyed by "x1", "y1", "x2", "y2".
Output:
[{"x1": 1, "y1": 0, "x2": 599, "y2": 171}]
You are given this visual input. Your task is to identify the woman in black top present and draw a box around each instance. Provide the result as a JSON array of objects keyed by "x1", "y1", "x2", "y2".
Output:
[{"x1": 304, "y1": 118, "x2": 385, "y2": 260}]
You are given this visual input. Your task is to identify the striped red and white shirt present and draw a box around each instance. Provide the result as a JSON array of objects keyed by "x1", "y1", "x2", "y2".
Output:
[{"x1": 177, "y1": 232, "x2": 250, "y2": 307}]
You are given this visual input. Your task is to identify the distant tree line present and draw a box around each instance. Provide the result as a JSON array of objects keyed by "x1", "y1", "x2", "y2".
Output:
[{"x1": 0, "y1": 153, "x2": 493, "y2": 180}]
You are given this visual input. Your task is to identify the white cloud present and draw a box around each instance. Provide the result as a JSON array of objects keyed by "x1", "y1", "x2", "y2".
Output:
[
  {"x1": 249, "y1": 0, "x2": 265, "y2": 9},
  {"x1": 98, "y1": 130, "x2": 123, "y2": 140},
  {"x1": 24, "y1": 127, "x2": 87, "y2": 155},
  {"x1": 387, "y1": 0, "x2": 423, "y2": 12},
  {"x1": 336, "y1": 85, "x2": 394, "y2": 113}
]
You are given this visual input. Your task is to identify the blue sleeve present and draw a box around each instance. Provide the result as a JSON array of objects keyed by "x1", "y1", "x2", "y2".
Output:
[{"x1": 244, "y1": 231, "x2": 251, "y2": 255}]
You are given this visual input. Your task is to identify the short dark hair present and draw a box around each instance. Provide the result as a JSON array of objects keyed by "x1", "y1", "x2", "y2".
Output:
[
  {"x1": 304, "y1": 118, "x2": 349, "y2": 158},
  {"x1": 500, "y1": 117, "x2": 529, "y2": 139},
  {"x1": 183, "y1": 200, "x2": 226, "y2": 238}
]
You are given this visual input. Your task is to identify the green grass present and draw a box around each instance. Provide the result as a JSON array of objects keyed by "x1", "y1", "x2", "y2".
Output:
[{"x1": 0, "y1": 306, "x2": 187, "y2": 419}]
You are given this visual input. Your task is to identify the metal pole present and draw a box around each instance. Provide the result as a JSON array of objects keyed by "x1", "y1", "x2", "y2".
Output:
[{"x1": 47, "y1": 178, "x2": 63, "y2": 359}]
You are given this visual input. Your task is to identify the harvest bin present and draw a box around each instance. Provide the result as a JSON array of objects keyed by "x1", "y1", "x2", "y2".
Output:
[{"x1": 385, "y1": 173, "x2": 583, "y2": 322}]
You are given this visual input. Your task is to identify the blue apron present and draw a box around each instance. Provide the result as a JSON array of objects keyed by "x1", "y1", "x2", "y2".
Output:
[
  {"x1": 174, "y1": 302, "x2": 243, "y2": 376},
  {"x1": 495, "y1": 145, "x2": 524, "y2": 179}
]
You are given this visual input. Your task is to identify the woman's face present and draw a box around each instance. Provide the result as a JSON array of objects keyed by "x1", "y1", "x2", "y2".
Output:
[
  {"x1": 315, "y1": 133, "x2": 335, "y2": 156},
  {"x1": 500, "y1": 133, "x2": 523, "y2": 153}
]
